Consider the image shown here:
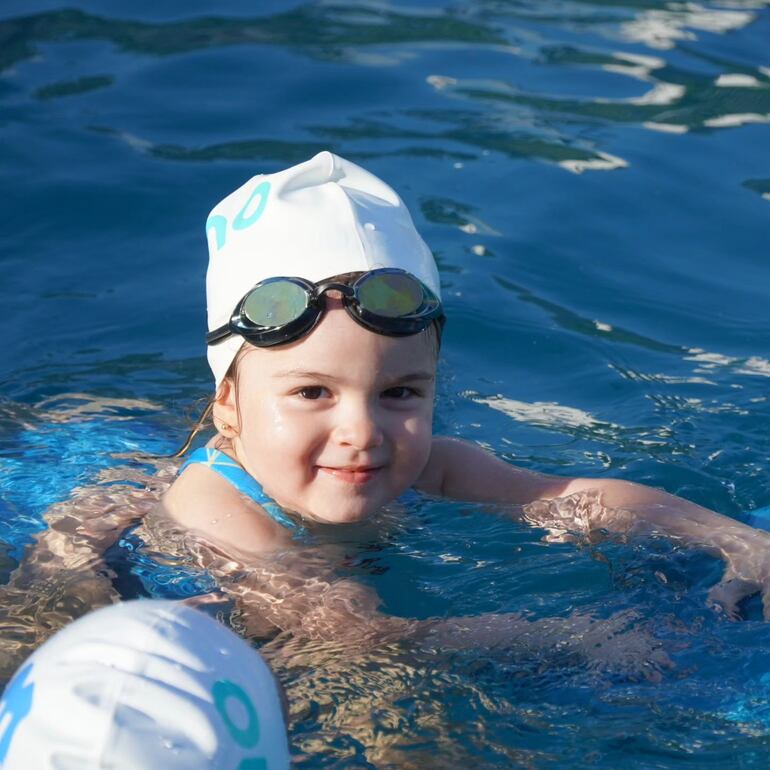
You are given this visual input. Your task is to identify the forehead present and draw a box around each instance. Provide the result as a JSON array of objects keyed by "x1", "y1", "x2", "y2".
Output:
[{"x1": 238, "y1": 303, "x2": 438, "y2": 380}]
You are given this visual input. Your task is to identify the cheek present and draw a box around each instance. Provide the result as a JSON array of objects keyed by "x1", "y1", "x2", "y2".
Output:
[
  {"x1": 241, "y1": 399, "x2": 322, "y2": 463},
  {"x1": 397, "y1": 411, "x2": 434, "y2": 457},
  {"x1": 388, "y1": 415, "x2": 433, "y2": 490}
]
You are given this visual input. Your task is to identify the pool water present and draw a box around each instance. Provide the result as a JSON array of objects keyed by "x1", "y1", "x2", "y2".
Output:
[{"x1": 2, "y1": 0, "x2": 770, "y2": 766}]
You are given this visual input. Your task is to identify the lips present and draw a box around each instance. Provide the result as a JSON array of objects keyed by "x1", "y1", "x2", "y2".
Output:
[{"x1": 316, "y1": 465, "x2": 383, "y2": 485}]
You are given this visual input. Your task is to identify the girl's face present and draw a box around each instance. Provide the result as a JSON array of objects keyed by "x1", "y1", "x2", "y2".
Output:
[{"x1": 219, "y1": 297, "x2": 437, "y2": 524}]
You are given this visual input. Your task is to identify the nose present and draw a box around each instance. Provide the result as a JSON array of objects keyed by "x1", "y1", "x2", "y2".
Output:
[{"x1": 332, "y1": 399, "x2": 384, "y2": 451}]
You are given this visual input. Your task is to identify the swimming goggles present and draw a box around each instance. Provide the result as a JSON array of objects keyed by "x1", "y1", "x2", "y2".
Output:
[{"x1": 206, "y1": 268, "x2": 445, "y2": 348}]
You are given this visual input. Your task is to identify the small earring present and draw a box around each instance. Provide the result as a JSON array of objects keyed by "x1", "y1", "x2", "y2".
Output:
[{"x1": 219, "y1": 422, "x2": 231, "y2": 432}]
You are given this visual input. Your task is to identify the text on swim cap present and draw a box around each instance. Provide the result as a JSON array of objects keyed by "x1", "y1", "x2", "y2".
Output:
[
  {"x1": 207, "y1": 181, "x2": 272, "y2": 251},
  {"x1": 214, "y1": 677, "x2": 278, "y2": 769},
  {"x1": 0, "y1": 664, "x2": 35, "y2": 762}
]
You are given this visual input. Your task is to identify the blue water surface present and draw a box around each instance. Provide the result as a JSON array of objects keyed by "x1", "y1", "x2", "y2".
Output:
[{"x1": 1, "y1": 0, "x2": 770, "y2": 767}]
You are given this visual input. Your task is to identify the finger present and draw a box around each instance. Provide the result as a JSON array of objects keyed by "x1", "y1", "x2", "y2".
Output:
[
  {"x1": 182, "y1": 591, "x2": 229, "y2": 610},
  {"x1": 649, "y1": 646, "x2": 674, "y2": 670},
  {"x1": 761, "y1": 588, "x2": 770, "y2": 621},
  {"x1": 707, "y1": 578, "x2": 759, "y2": 620},
  {"x1": 644, "y1": 666, "x2": 663, "y2": 684}
]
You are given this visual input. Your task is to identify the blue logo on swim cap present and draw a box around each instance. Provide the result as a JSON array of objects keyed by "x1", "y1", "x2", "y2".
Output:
[
  {"x1": 213, "y1": 678, "x2": 260, "y2": 748},
  {"x1": 233, "y1": 181, "x2": 271, "y2": 232},
  {"x1": 207, "y1": 180, "x2": 271, "y2": 252},
  {"x1": 0, "y1": 663, "x2": 35, "y2": 761},
  {"x1": 207, "y1": 214, "x2": 228, "y2": 250}
]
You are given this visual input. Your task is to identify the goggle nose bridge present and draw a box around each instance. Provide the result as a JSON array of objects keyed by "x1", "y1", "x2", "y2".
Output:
[{"x1": 311, "y1": 280, "x2": 356, "y2": 304}]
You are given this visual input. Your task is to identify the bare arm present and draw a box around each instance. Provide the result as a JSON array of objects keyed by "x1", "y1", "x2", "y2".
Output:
[
  {"x1": 417, "y1": 436, "x2": 770, "y2": 618},
  {"x1": 0, "y1": 463, "x2": 175, "y2": 681},
  {"x1": 416, "y1": 436, "x2": 562, "y2": 504},
  {"x1": 192, "y1": 540, "x2": 666, "y2": 678}
]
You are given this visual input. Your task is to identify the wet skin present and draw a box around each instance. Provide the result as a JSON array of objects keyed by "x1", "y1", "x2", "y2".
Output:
[{"x1": 215, "y1": 296, "x2": 438, "y2": 524}]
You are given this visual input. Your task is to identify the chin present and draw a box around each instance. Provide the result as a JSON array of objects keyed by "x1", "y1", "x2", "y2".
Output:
[
  {"x1": 316, "y1": 509, "x2": 370, "y2": 525},
  {"x1": 305, "y1": 500, "x2": 377, "y2": 525}
]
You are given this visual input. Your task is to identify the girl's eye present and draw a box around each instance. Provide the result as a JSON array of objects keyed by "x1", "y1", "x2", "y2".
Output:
[
  {"x1": 297, "y1": 386, "x2": 328, "y2": 400},
  {"x1": 383, "y1": 386, "x2": 419, "y2": 400}
]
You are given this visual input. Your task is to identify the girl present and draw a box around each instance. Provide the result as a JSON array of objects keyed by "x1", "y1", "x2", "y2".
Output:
[
  {"x1": 159, "y1": 150, "x2": 770, "y2": 630},
  {"x1": 1, "y1": 151, "x2": 765, "y2": 686}
]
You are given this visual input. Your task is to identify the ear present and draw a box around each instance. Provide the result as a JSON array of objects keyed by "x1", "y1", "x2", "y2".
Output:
[{"x1": 212, "y1": 377, "x2": 239, "y2": 437}]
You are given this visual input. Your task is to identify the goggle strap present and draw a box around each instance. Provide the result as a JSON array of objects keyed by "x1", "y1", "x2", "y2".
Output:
[{"x1": 206, "y1": 325, "x2": 232, "y2": 346}]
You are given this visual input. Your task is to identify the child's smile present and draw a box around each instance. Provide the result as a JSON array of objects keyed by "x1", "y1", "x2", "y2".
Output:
[
  {"x1": 220, "y1": 297, "x2": 438, "y2": 524},
  {"x1": 316, "y1": 466, "x2": 383, "y2": 485}
]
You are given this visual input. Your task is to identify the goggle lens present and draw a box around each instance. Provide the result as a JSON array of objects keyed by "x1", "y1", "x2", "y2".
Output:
[
  {"x1": 207, "y1": 269, "x2": 443, "y2": 348},
  {"x1": 242, "y1": 281, "x2": 309, "y2": 327},
  {"x1": 357, "y1": 272, "x2": 424, "y2": 317}
]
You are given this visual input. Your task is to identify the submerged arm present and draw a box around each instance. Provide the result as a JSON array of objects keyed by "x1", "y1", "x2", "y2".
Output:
[
  {"x1": 418, "y1": 437, "x2": 770, "y2": 618},
  {"x1": 0, "y1": 463, "x2": 172, "y2": 681},
  {"x1": 191, "y1": 539, "x2": 667, "y2": 678}
]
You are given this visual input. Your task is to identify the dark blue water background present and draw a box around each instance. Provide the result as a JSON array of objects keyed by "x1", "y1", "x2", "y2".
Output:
[{"x1": 1, "y1": 1, "x2": 770, "y2": 767}]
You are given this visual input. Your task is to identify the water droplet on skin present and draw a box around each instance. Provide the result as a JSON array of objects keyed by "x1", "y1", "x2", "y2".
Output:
[{"x1": 210, "y1": 519, "x2": 218, "y2": 525}]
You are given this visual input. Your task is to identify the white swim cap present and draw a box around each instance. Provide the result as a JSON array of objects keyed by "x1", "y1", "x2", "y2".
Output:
[
  {"x1": 205, "y1": 150, "x2": 441, "y2": 385},
  {"x1": 0, "y1": 600, "x2": 290, "y2": 770}
]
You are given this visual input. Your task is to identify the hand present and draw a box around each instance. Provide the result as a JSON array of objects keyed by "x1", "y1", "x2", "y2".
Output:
[
  {"x1": 421, "y1": 610, "x2": 671, "y2": 681},
  {"x1": 558, "y1": 610, "x2": 672, "y2": 682},
  {"x1": 707, "y1": 527, "x2": 770, "y2": 620},
  {"x1": 527, "y1": 492, "x2": 770, "y2": 621}
]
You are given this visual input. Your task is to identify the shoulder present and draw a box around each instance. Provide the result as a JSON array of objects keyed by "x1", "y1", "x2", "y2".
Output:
[
  {"x1": 414, "y1": 436, "x2": 479, "y2": 496},
  {"x1": 415, "y1": 436, "x2": 572, "y2": 504},
  {"x1": 162, "y1": 461, "x2": 292, "y2": 555}
]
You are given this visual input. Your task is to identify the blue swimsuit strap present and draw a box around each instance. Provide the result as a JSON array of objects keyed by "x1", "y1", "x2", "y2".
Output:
[{"x1": 180, "y1": 447, "x2": 304, "y2": 534}]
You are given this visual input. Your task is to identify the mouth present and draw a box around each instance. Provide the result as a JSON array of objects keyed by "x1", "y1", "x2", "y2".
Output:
[{"x1": 316, "y1": 465, "x2": 384, "y2": 485}]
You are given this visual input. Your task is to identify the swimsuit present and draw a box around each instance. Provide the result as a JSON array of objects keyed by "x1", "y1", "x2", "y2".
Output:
[{"x1": 180, "y1": 447, "x2": 305, "y2": 534}]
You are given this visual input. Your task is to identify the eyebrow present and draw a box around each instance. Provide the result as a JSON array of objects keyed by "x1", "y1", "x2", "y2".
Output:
[{"x1": 272, "y1": 369, "x2": 435, "y2": 383}]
